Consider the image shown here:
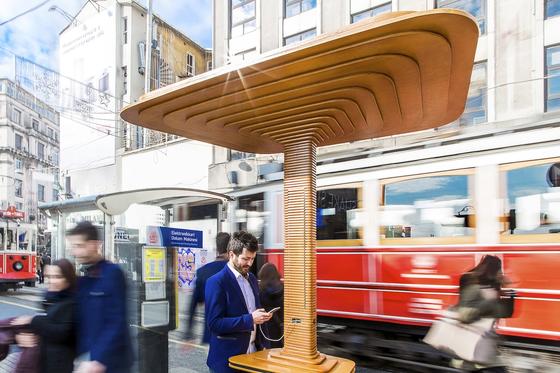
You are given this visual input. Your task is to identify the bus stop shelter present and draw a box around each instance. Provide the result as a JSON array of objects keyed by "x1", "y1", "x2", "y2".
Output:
[{"x1": 39, "y1": 187, "x2": 233, "y2": 372}]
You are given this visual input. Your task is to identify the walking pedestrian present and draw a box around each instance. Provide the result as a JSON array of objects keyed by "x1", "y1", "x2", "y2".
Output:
[
  {"x1": 68, "y1": 221, "x2": 132, "y2": 373},
  {"x1": 451, "y1": 255, "x2": 516, "y2": 372},
  {"x1": 12, "y1": 258, "x2": 77, "y2": 373}
]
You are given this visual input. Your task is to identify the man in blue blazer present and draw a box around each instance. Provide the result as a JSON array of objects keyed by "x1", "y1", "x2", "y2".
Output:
[
  {"x1": 186, "y1": 232, "x2": 230, "y2": 343},
  {"x1": 205, "y1": 231, "x2": 272, "y2": 373},
  {"x1": 69, "y1": 221, "x2": 132, "y2": 373}
]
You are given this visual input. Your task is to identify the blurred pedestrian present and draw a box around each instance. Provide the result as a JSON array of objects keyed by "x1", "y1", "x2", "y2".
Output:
[
  {"x1": 68, "y1": 221, "x2": 132, "y2": 373},
  {"x1": 258, "y1": 263, "x2": 284, "y2": 348},
  {"x1": 185, "y1": 232, "x2": 230, "y2": 343},
  {"x1": 205, "y1": 231, "x2": 271, "y2": 373},
  {"x1": 452, "y1": 255, "x2": 515, "y2": 372},
  {"x1": 12, "y1": 258, "x2": 77, "y2": 373}
]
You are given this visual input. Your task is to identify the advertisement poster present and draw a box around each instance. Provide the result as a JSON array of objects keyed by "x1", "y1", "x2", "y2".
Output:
[{"x1": 142, "y1": 247, "x2": 166, "y2": 282}]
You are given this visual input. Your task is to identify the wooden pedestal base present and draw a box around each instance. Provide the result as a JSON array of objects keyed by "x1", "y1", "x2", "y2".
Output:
[{"x1": 229, "y1": 349, "x2": 355, "y2": 373}]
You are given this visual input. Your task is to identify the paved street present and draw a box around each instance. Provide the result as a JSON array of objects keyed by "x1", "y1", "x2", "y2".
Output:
[{"x1": 0, "y1": 286, "x2": 382, "y2": 373}]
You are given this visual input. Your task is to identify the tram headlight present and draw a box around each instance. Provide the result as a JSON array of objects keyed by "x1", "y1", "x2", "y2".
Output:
[{"x1": 13, "y1": 261, "x2": 24, "y2": 271}]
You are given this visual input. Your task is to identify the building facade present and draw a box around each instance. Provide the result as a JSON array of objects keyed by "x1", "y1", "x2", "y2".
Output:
[
  {"x1": 57, "y1": 0, "x2": 213, "y2": 198},
  {"x1": 209, "y1": 0, "x2": 560, "y2": 190},
  {"x1": 0, "y1": 79, "x2": 60, "y2": 230}
]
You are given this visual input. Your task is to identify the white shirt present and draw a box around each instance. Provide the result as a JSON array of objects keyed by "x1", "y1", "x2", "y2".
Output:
[{"x1": 227, "y1": 262, "x2": 257, "y2": 353}]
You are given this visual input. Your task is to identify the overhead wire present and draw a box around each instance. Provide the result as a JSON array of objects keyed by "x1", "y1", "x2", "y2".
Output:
[{"x1": 0, "y1": 0, "x2": 51, "y2": 27}]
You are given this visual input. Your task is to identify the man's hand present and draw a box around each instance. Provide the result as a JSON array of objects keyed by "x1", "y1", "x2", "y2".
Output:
[
  {"x1": 15, "y1": 333, "x2": 38, "y2": 348},
  {"x1": 77, "y1": 361, "x2": 106, "y2": 373},
  {"x1": 11, "y1": 315, "x2": 33, "y2": 326},
  {"x1": 252, "y1": 309, "x2": 272, "y2": 325}
]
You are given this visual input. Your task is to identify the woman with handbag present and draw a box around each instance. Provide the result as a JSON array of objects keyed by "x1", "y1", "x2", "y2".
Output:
[
  {"x1": 452, "y1": 255, "x2": 515, "y2": 372},
  {"x1": 11, "y1": 258, "x2": 77, "y2": 373}
]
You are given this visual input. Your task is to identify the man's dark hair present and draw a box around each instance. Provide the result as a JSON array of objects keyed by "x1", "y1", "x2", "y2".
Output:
[
  {"x1": 67, "y1": 220, "x2": 99, "y2": 241},
  {"x1": 216, "y1": 232, "x2": 231, "y2": 256},
  {"x1": 227, "y1": 231, "x2": 258, "y2": 256}
]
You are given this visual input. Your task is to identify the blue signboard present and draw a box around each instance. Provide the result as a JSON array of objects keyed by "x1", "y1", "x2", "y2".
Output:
[{"x1": 146, "y1": 226, "x2": 203, "y2": 248}]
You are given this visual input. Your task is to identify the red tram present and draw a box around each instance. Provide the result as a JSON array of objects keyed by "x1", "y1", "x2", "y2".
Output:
[
  {"x1": 222, "y1": 135, "x2": 560, "y2": 367},
  {"x1": 0, "y1": 221, "x2": 37, "y2": 291},
  {"x1": 183, "y1": 132, "x2": 560, "y2": 368}
]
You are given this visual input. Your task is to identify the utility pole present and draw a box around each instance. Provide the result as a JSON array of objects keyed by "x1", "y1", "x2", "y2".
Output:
[{"x1": 144, "y1": 0, "x2": 153, "y2": 94}]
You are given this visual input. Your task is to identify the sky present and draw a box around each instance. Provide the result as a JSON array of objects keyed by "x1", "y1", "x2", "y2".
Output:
[{"x1": 0, "y1": 0, "x2": 213, "y2": 79}]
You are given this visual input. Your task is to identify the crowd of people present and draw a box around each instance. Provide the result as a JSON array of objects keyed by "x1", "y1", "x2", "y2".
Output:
[
  {"x1": 0, "y1": 224, "x2": 515, "y2": 373},
  {"x1": 0, "y1": 221, "x2": 132, "y2": 373}
]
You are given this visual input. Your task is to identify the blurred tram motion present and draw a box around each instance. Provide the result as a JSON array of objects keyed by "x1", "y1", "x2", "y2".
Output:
[
  {"x1": 0, "y1": 222, "x2": 37, "y2": 291},
  {"x1": 185, "y1": 131, "x2": 560, "y2": 371}
]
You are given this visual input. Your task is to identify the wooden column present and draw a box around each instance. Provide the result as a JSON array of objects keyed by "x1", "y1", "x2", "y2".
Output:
[{"x1": 279, "y1": 139, "x2": 320, "y2": 361}]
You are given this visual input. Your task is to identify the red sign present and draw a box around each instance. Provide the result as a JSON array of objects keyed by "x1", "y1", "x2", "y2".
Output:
[{"x1": 1, "y1": 206, "x2": 25, "y2": 219}]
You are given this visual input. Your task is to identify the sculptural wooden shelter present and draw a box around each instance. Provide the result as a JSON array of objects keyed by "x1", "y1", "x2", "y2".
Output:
[{"x1": 121, "y1": 9, "x2": 478, "y2": 372}]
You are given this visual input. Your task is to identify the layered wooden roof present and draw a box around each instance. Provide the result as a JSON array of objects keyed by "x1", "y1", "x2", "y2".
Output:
[{"x1": 121, "y1": 10, "x2": 478, "y2": 154}]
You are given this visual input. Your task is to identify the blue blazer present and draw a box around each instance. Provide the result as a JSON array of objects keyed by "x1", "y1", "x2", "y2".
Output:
[
  {"x1": 205, "y1": 265, "x2": 269, "y2": 373},
  {"x1": 77, "y1": 260, "x2": 132, "y2": 373},
  {"x1": 187, "y1": 259, "x2": 227, "y2": 343}
]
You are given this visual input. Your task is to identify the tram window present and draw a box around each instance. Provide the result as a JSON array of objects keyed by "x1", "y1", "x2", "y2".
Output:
[
  {"x1": 502, "y1": 160, "x2": 560, "y2": 236},
  {"x1": 235, "y1": 193, "x2": 265, "y2": 244},
  {"x1": 380, "y1": 174, "x2": 474, "y2": 242},
  {"x1": 317, "y1": 188, "x2": 361, "y2": 241}
]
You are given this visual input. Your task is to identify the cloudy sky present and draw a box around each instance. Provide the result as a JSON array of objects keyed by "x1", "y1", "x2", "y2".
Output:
[{"x1": 0, "y1": 0, "x2": 213, "y2": 79}]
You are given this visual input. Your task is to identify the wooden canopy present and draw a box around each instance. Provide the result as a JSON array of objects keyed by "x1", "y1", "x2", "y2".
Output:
[{"x1": 121, "y1": 10, "x2": 478, "y2": 153}]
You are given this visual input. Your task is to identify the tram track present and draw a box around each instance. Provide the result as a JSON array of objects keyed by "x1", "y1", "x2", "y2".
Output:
[{"x1": 317, "y1": 322, "x2": 560, "y2": 373}]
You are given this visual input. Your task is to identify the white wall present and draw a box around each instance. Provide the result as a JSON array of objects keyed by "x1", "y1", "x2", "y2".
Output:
[
  {"x1": 121, "y1": 140, "x2": 212, "y2": 190},
  {"x1": 68, "y1": 164, "x2": 119, "y2": 197}
]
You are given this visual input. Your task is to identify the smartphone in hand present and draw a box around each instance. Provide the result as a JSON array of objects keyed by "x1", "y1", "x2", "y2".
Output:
[{"x1": 268, "y1": 307, "x2": 281, "y2": 314}]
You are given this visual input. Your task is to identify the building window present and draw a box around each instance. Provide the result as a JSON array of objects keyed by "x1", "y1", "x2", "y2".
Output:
[
  {"x1": 11, "y1": 108, "x2": 21, "y2": 124},
  {"x1": 460, "y1": 61, "x2": 487, "y2": 125},
  {"x1": 52, "y1": 188, "x2": 59, "y2": 202},
  {"x1": 284, "y1": 28, "x2": 317, "y2": 45},
  {"x1": 32, "y1": 119, "x2": 39, "y2": 131},
  {"x1": 234, "y1": 48, "x2": 258, "y2": 62},
  {"x1": 38, "y1": 184, "x2": 45, "y2": 202},
  {"x1": 546, "y1": 0, "x2": 560, "y2": 18},
  {"x1": 546, "y1": 45, "x2": 560, "y2": 112},
  {"x1": 122, "y1": 66, "x2": 128, "y2": 94},
  {"x1": 285, "y1": 0, "x2": 317, "y2": 18},
  {"x1": 15, "y1": 134, "x2": 23, "y2": 150},
  {"x1": 351, "y1": 2, "x2": 391, "y2": 23},
  {"x1": 380, "y1": 172, "x2": 475, "y2": 242},
  {"x1": 15, "y1": 179, "x2": 23, "y2": 198},
  {"x1": 207, "y1": 60, "x2": 213, "y2": 71},
  {"x1": 231, "y1": 0, "x2": 256, "y2": 38},
  {"x1": 186, "y1": 53, "x2": 195, "y2": 77},
  {"x1": 122, "y1": 17, "x2": 128, "y2": 44},
  {"x1": 15, "y1": 158, "x2": 23, "y2": 172},
  {"x1": 15, "y1": 202, "x2": 23, "y2": 211},
  {"x1": 436, "y1": 0, "x2": 486, "y2": 35},
  {"x1": 98, "y1": 72, "x2": 109, "y2": 92},
  {"x1": 38, "y1": 142, "x2": 45, "y2": 160},
  {"x1": 47, "y1": 127, "x2": 54, "y2": 139}
]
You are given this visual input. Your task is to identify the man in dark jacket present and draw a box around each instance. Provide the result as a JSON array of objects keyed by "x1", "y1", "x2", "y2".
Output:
[
  {"x1": 68, "y1": 221, "x2": 132, "y2": 373},
  {"x1": 205, "y1": 231, "x2": 271, "y2": 373},
  {"x1": 186, "y1": 232, "x2": 230, "y2": 344}
]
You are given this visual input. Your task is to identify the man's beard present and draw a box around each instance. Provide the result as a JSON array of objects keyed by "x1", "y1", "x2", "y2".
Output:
[{"x1": 233, "y1": 260, "x2": 250, "y2": 277}]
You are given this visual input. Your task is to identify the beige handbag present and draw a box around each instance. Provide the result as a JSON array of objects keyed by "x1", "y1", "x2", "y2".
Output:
[{"x1": 423, "y1": 310, "x2": 498, "y2": 365}]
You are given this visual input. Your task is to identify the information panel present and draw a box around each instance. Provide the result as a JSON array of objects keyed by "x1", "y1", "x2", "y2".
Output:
[{"x1": 142, "y1": 247, "x2": 166, "y2": 283}]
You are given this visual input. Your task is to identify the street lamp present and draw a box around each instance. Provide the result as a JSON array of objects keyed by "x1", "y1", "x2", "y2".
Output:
[{"x1": 48, "y1": 5, "x2": 78, "y2": 26}]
